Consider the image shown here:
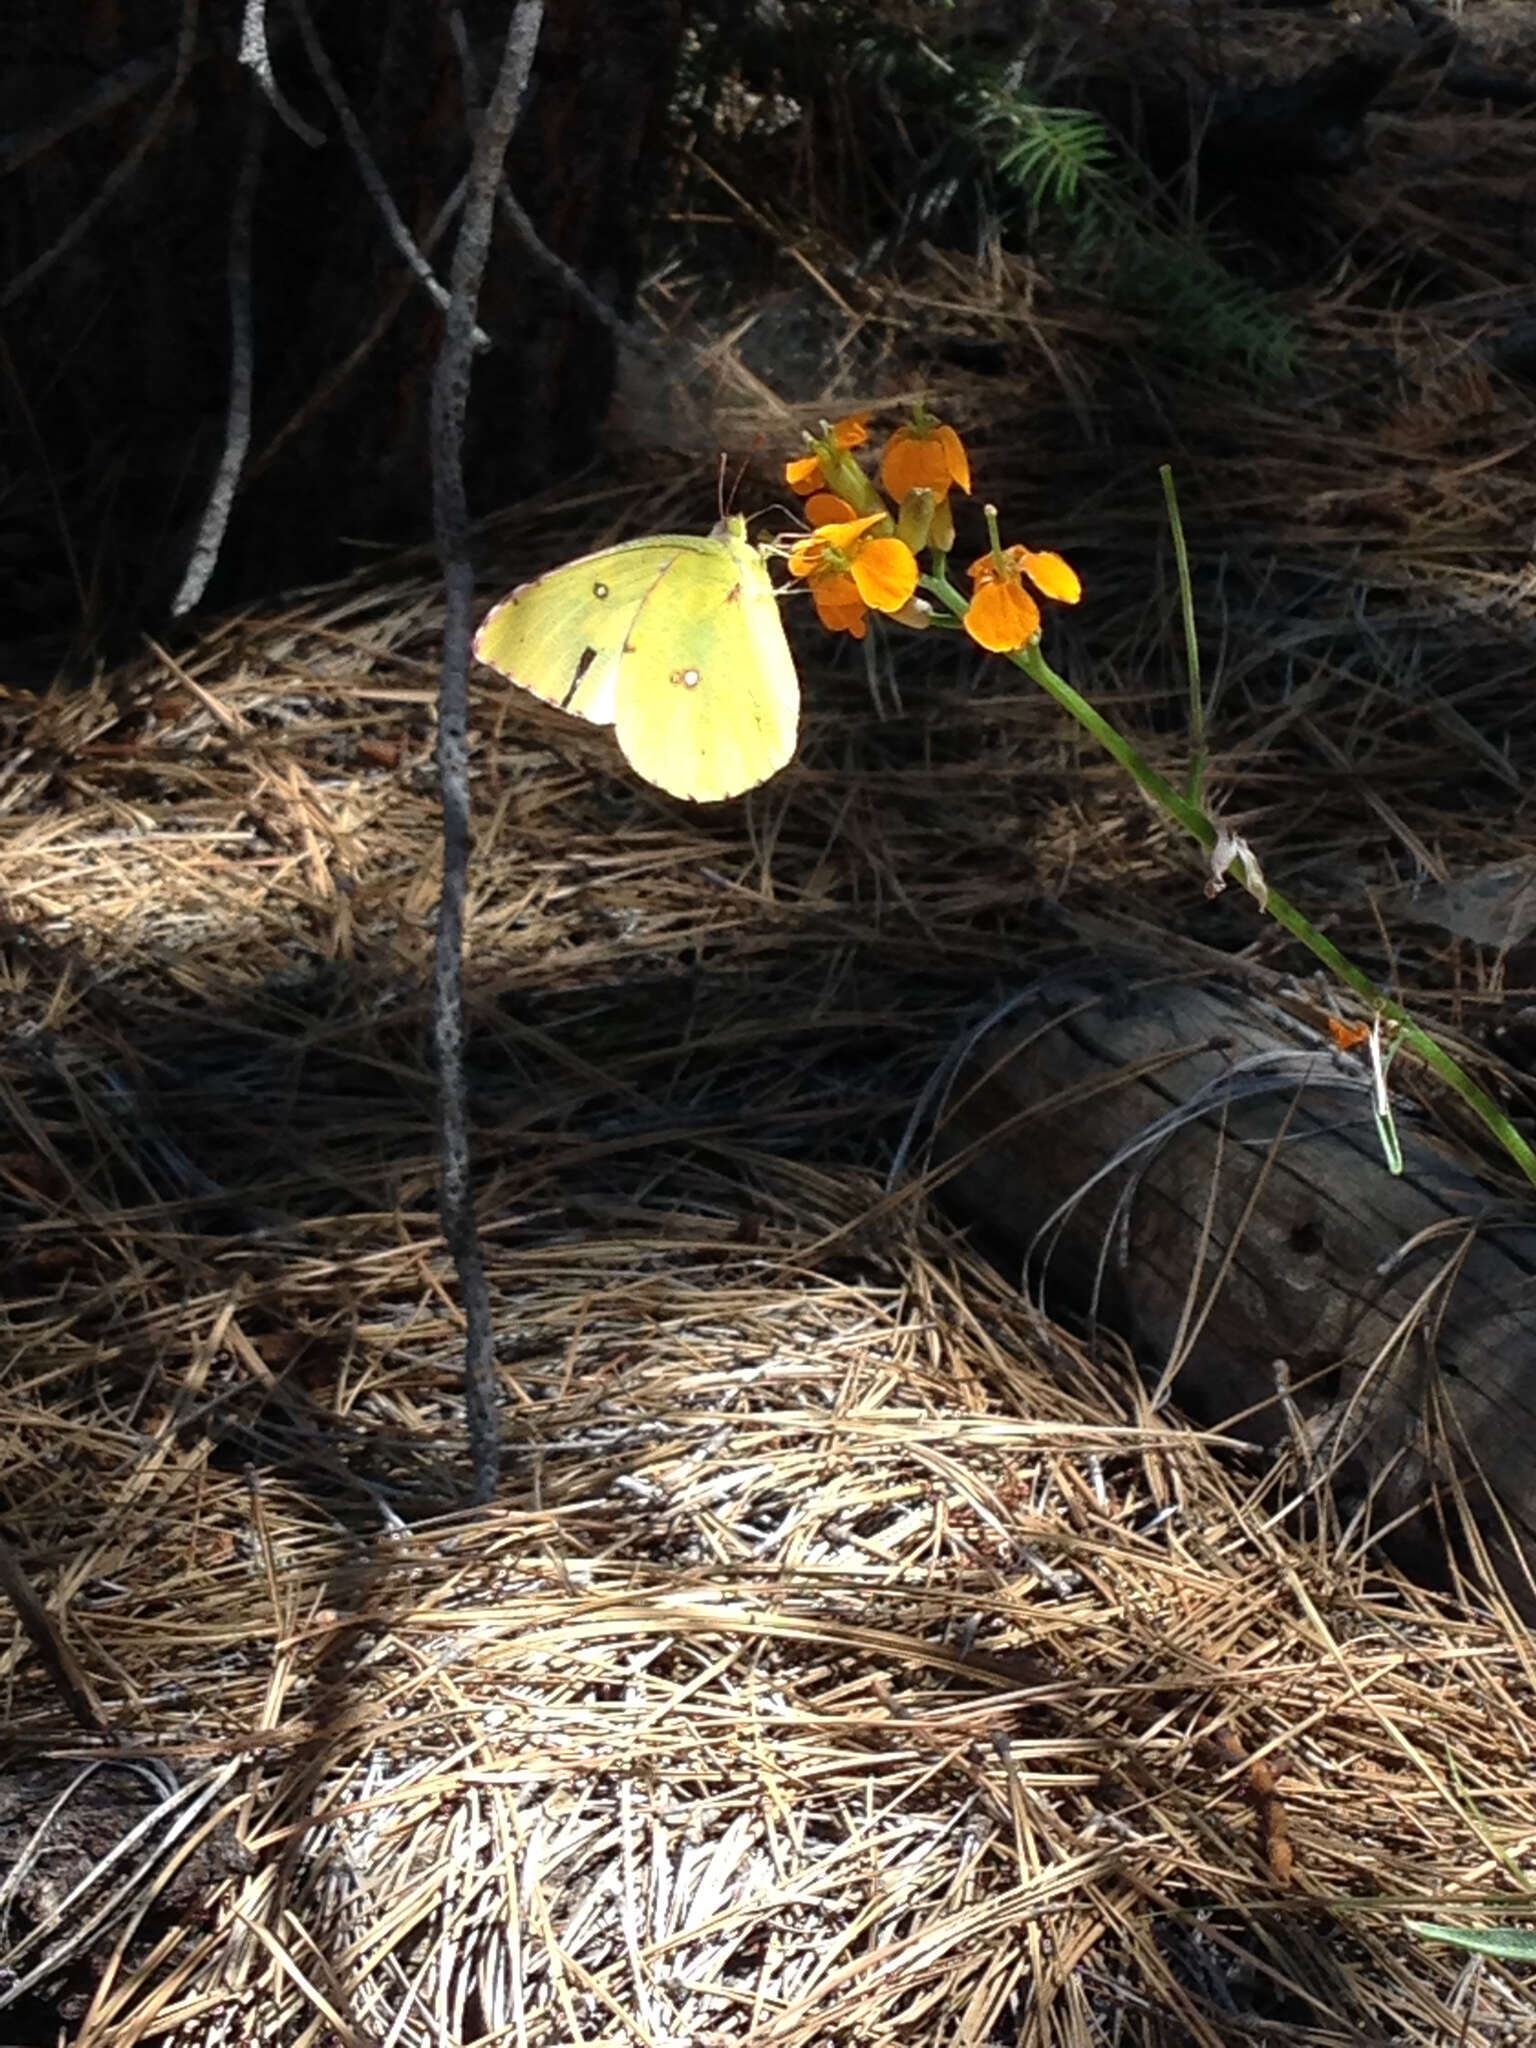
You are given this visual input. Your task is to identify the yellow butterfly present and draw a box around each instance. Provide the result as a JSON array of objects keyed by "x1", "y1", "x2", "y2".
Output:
[{"x1": 473, "y1": 516, "x2": 799, "y2": 803}]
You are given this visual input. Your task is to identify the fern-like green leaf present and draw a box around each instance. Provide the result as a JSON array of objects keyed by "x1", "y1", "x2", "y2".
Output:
[{"x1": 975, "y1": 88, "x2": 1115, "y2": 218}]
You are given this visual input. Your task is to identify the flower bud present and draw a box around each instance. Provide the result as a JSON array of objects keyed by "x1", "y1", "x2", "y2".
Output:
[{"x1": 895, "y1": 487, "x2": 935, "y2": 554}]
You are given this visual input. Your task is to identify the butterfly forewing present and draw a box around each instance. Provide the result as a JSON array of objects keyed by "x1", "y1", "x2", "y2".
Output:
[{"x1": 473, "y1": 541, "x2": 684, "y2": 728}]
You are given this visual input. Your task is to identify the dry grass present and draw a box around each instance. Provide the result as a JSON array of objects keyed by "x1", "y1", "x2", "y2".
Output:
[
  {"x1": 5, "y1": 5, "x2": 1536, "y2": 2043},
  {"x1": 2, "y1": 492, "x2": 1534, "y2": 2041}
]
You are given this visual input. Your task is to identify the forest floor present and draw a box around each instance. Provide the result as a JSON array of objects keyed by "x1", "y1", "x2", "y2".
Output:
[{"x1": 4, "y1": 2, "x2": 1536, "y2": 2042}]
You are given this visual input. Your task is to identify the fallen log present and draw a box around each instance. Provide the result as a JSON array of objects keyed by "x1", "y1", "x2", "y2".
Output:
[{"x1": 927, "y1": 952, "x2": 1536, "y2": 1614}]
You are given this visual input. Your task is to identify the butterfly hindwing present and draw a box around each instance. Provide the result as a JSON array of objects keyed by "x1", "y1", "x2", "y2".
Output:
[{"x1": 612, "y1": 525, "x2": 798, "y2": 804}]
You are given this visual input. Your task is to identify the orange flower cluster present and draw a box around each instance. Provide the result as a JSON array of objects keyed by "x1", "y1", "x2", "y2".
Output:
[
  {"x1": 786, "y1": 512, "x2": 917, "y2": 639},
  {"x1": 783, "y1": 408, "x2": 1080, "y2": 652}
]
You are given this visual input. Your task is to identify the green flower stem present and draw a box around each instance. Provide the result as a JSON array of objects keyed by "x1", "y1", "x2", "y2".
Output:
[
  {"x1": 921, "y1": 569, "x2": 1536, "y2": 1190},
  {"x1": 1160, "y1": 464, "x2": 1206, "y2": 810}
]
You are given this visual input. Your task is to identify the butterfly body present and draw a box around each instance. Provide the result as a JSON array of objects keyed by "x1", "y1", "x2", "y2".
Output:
[{"x1": 473, "y1": 518, "x2": 798, "y2": 803}]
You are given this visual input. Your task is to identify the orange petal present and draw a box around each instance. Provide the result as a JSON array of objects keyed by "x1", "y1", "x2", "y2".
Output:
[
  {"x1": 1019, "y1": 548, "x2": 1081, "y2": 604},
  {"x1": 787, "y1": 536, "x2": 825, "y2": 579},
  {"x1": 850, "y1": 536, "x2": 918, "y2": 613},
  {"x1": 935, "y1": 423, "x2": 971, "y2": 495},
  {"x1": 785, "y1": 453, "x2": 825, "y2": 495},
  {"x1": 830, "y1": 413, "x2": 871, "y2": 450},
  {"x1": 964, "y1": 578, "x2": 1040, "y2": 652},
  {"x1": 811, "y1": 573, "x2": 868, "y2": 637},
  {"x1": 881, "y1": 429, "x2": 950, "y2": 504},
  {"x1": 803, "y1": 492, "x2": 858, "y2": 527},
  {"x1": 968, "y1": 551, "x2": 1004, "y2": 588},
  {"x1": 811, "y1": 567, "x2": 861, "y2": 608},
  {"x1": 812, "y1": 511, "x2": 887, "y2": 551}
]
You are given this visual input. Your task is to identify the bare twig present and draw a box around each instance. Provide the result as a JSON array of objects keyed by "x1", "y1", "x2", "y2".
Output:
[
  {"x1": 0, "y1": 0, "x2": 200, "y2": 309},
  {"x1": 0, "y1": 1531, "x2": 105, "y2": 1734},
  {"x1": 0, "y1": 48, "x2": 173, "y2": 178},
  {"x1": 247, "y1": 176, "x2": 465, "y2": 480},
  {"x1": 170, "y1": 92, "x2": 267, "y2": 618},
  {"x1": 429, "y1": 0, "x2": 545, "y2": 1503},
  {"x1": 447, "y1": 4, "x2": 654, "y2": 357},
  {"x1": 0, "y1": 331, "x2": 86, "y2": 618},
  {"x1": 238, "y1": 0, "x2": 324, "y2": 148},
  {"x1": 286, "y1": 0, "x2": 491, "y2": 348},
  {"x1": 492, "y1": 178, "x2": 648, "y2": 348}
]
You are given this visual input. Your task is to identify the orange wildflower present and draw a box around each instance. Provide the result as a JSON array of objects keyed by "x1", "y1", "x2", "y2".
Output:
[
  {"x1": 789, "y1": 512, "x2": 919, "y2": 640},
  {"x1": 965, "y1": 543, "x2": 1081, "y2": 653},
  {"x1": 965, "y1": 572, "x2": 1040, "y2": 652},
  {"x1": 880, "y1": 412, "x2": 971, "y2": 504},
  {"x1": 784, "y1": 414, "x2": 871, "y2": 498}
]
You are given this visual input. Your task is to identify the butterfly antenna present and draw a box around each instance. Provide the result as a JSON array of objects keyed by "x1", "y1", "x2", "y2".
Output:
[{"x1": 718, "y1": 451, "x2": 746, "y2": 520}]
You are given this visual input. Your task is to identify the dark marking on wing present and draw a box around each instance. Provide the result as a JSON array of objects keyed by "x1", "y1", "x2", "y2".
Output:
[{"x1": 560, "y1": 646, "x2": 598, "y2": 710}]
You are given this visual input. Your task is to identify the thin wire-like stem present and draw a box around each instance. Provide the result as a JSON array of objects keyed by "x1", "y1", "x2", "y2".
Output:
[{"x1": 429, "y1": 0, "x2": 545, "y2": 1504}]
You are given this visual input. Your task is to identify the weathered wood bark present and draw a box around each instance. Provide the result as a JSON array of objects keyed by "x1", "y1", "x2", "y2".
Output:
[{"x1": 931, "y1": 954, "x2": 1536, "y2": 1613}]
